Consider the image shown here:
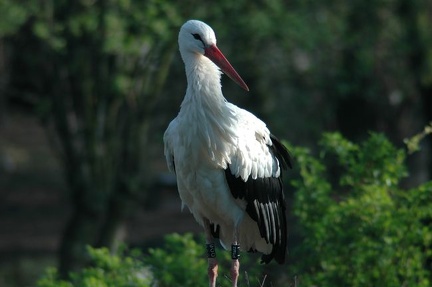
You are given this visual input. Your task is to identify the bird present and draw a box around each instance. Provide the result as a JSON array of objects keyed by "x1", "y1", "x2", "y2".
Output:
[{"x1": 163, "y1": 20, "x2": 291, "y2": 287}]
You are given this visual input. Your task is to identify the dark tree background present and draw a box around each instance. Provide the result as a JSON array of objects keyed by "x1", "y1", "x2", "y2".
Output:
[{"x1": 0, "y1": 0, "x2": 431, "y2": 284}]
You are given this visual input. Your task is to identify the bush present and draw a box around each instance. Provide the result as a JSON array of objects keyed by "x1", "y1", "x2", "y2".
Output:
[
  {"x1": 143, "y1": 233, "x2": 208, "y2": 287},
  {"x1": 289, "y1": 132, "x2": 432, "y2": 286},
  {"x1": 37, "y1": 246, "x2": 151, "y2": 287},
  {"x1": 36, "y1": 233, "x2": 264, "y2": 287}
]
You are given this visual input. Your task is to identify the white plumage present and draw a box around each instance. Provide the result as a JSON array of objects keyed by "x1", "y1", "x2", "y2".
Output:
[{"x1": 163, "y1": 20, "x2": 291, "y2": 287}]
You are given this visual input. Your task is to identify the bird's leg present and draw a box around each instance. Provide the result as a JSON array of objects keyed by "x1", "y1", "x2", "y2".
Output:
[
  {"x1": 207, "y1": 243, "x2": 218, "y2": 287},
  {"x1": 230, "y1": 230, "x2": 240, "y2": 287},
  {"x1": 204, "y1": 219, "x2": 218, "y2": 287}
]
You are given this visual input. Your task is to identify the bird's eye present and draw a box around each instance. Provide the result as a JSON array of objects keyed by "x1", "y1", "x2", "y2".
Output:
[{"x1": 192, "y1": 33, "x2": 202, "y2": 41}]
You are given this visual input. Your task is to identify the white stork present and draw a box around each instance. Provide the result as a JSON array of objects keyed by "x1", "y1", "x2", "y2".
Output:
[{"x1": 163, "y1": 20, "x2": 291, "y2": 287}]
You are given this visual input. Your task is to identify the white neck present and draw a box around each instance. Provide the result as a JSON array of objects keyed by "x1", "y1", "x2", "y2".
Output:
[
  {"x1": 178, "y1": 52, "x2": 238, "y2": 168},
  {"x1": 181, "y1": 52, "x2": 223, "y2": 101}
]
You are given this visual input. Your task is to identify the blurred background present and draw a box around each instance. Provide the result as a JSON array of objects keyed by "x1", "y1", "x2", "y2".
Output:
[{"x1": 0, "y1": 0, "x2": 431, "y2": 286}]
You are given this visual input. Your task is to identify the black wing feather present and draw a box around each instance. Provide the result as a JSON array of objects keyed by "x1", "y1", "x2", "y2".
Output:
[
  {"x1": 269, "y1": 134, "x2": 292, "y2": 170},
  {"x1": 225, "y1": 134, "x2": 291, "y2": 264}
]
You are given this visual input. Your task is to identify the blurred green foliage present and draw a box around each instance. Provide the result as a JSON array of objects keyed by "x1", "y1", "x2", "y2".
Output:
[
  {"x1": 37, "y1": 246, "x2": 152, "y2": 287},
  {"x1": 3, "y1": 0, "x2": 432, "y2": 143},
  {"x1": 1, "y1": 0, "x2": 185, "y2": 275},
  {"x1": 290, "y1": 132, "x2": 432, "y2": 286},
  {"x1": 37, "y1": 233, "x2": 263, "y2": 287},
  {"x1": 405, "y1": 122, "x2": 432, "y2": 154},
  {"x1": 0, "y1": 0, "x2": 33, "y2": 36},
  {"x1": 143, "y1": 233, "x2": 208, "y2": 287}
]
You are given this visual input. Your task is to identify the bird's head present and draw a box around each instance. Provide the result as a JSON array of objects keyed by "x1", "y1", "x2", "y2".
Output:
[{"x1": 178, "y1": 20, "x2": 249, "y2": 91}]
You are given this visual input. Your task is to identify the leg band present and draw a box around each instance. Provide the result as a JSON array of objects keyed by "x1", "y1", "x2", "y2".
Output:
[
  {"x1": 206, "y1": 243, "x2": 216, "y2": 258},
  {"x1": 231, "y1": 244, "x2": 240, "y2": 260}
]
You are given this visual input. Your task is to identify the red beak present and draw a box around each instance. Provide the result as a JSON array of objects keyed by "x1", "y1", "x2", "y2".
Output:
[{"x1": 204, "y1": 45, "x2": 249, "y2": 91}]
